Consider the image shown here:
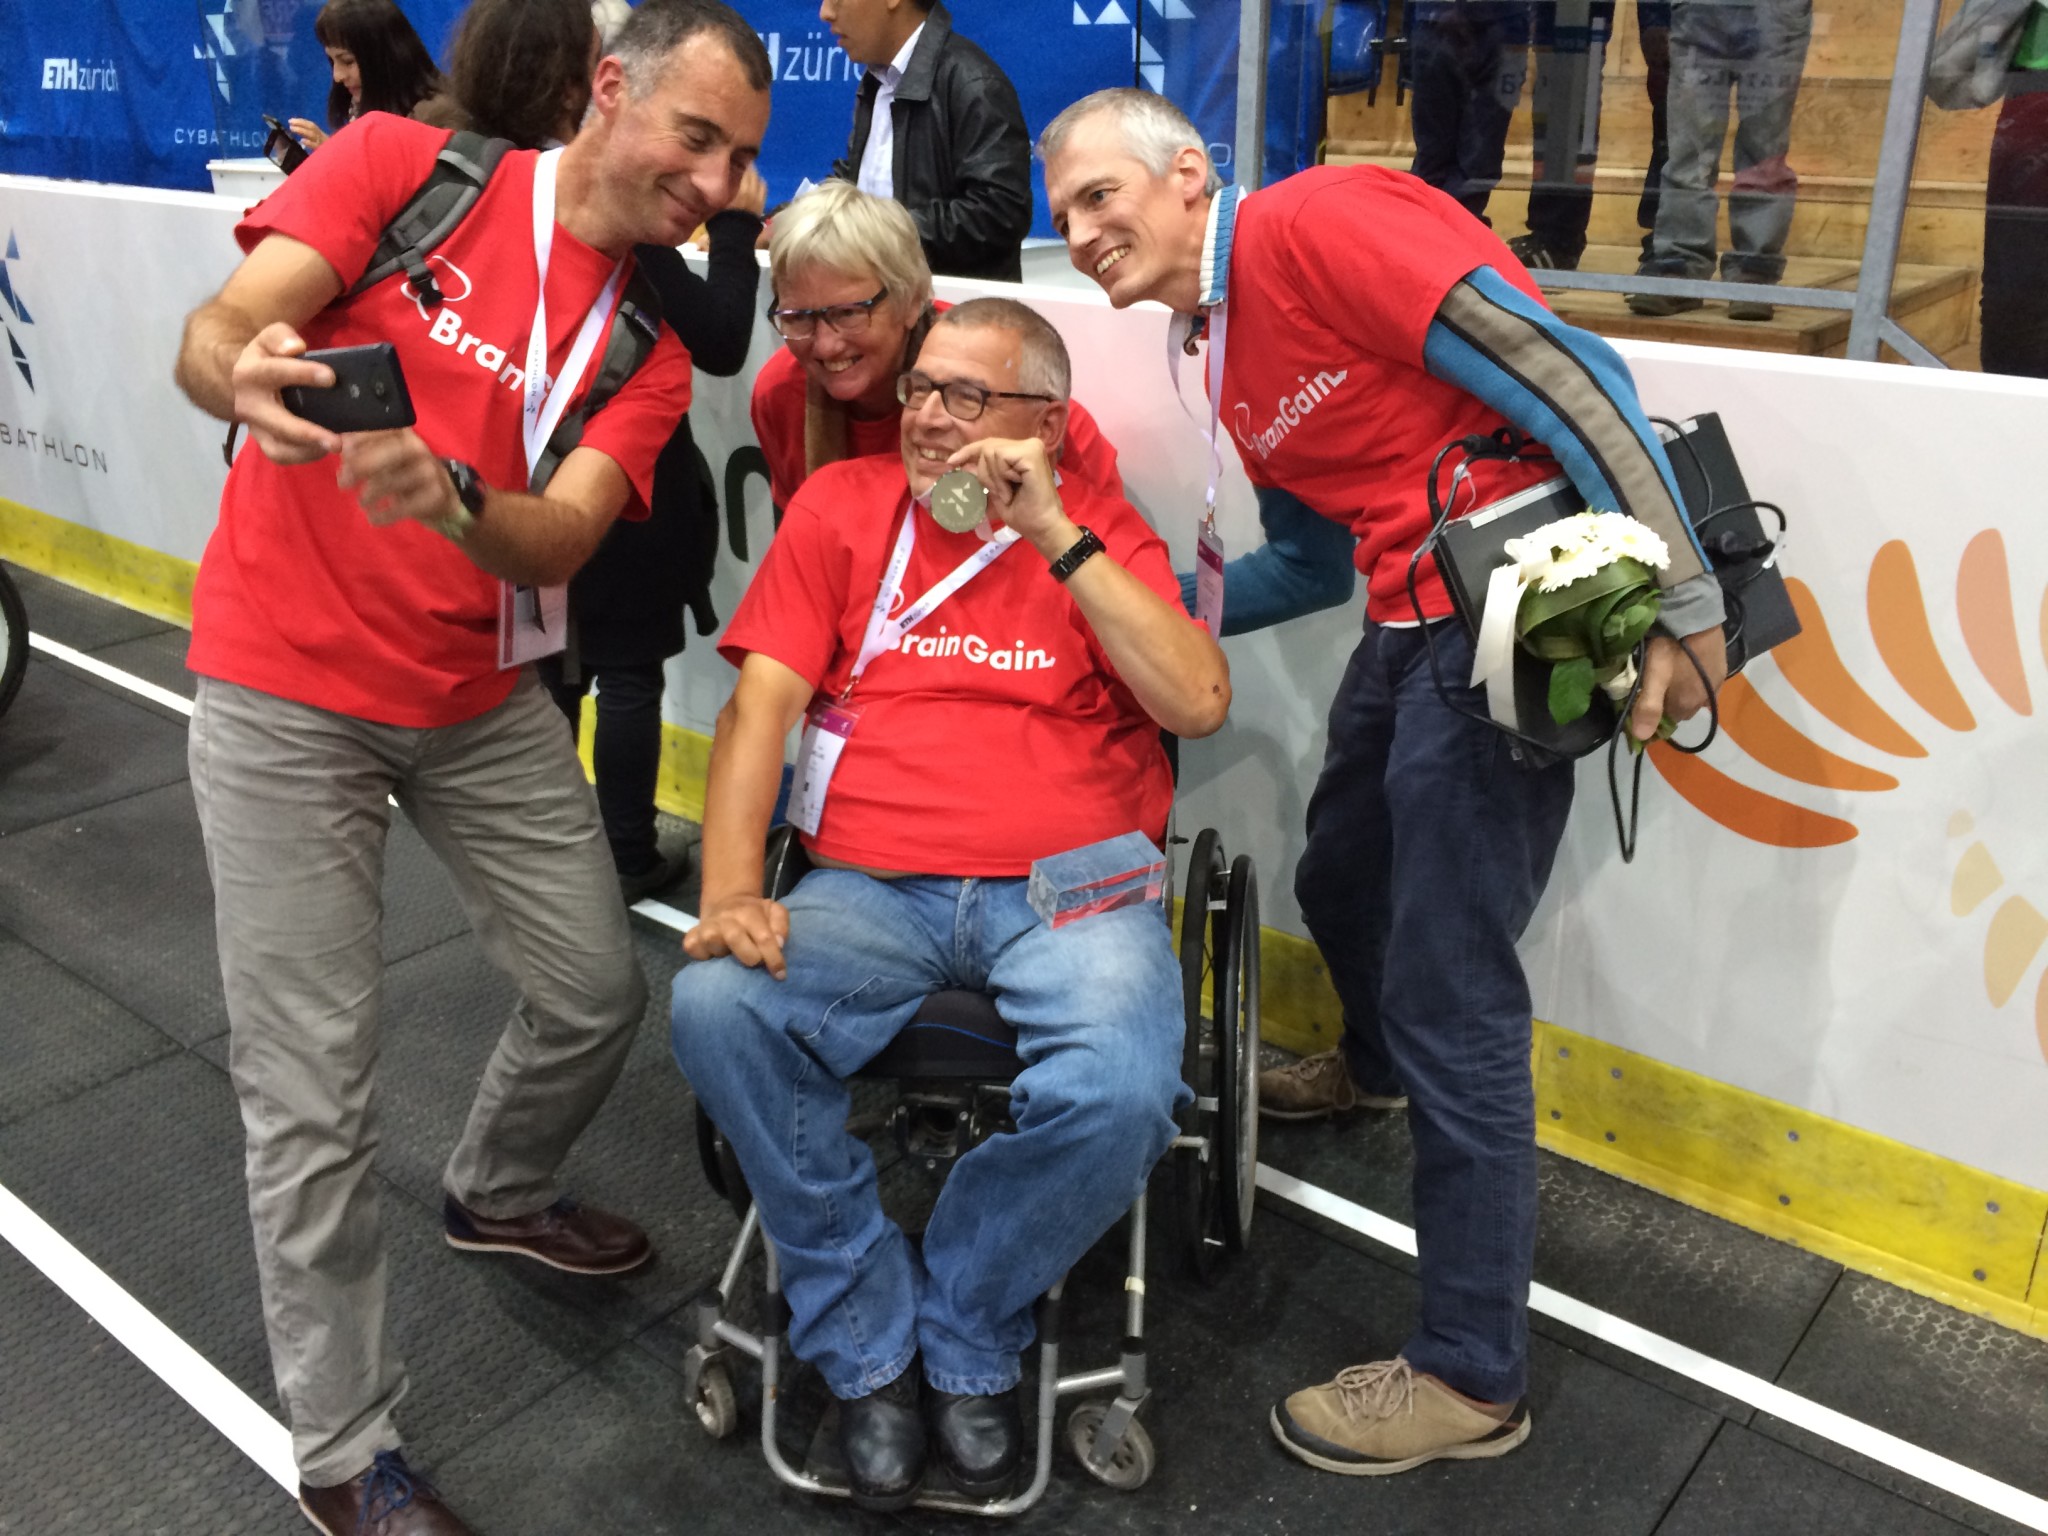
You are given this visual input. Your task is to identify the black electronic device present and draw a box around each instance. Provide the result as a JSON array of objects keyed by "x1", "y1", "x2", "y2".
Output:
[
  {"x1": 281, "y1": 343, "x2": 417, "y2": 435},
  {"x1": 262, "y1": 115, "x2": 310, "y2": 175},
  {"x1": 1430, "y1": 411, "x2": 1797, "y2": 758}
]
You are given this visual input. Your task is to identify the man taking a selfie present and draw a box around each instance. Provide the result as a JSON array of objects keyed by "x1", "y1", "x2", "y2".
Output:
[{"x1": 170, "y1": 3, "x2": 768, "y2": 1530}]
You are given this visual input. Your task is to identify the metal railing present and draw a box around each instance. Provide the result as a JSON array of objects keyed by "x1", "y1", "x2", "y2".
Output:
[{"x1": 1236, "y1": 0, "x2": 1955, "y2": 368}]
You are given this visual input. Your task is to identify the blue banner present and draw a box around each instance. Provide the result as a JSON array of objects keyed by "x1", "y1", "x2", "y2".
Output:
[
  {"x1": 0, "y1": 0, "x2": 1336, "y2": 233},
  {"x1": 0, "y1": 0, "x2": 462, "y2": 192}
]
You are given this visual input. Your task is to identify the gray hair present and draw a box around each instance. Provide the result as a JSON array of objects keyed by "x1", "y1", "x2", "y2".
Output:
[
  {"x1": 612, "y1": 0, "x2": 771, "y2": 95},
  {"x1": 1038, "y1": 88, "x2": 1224, "y2": 197},
  {"x1": 590, "y1": 0, "x2": 632, "y2": 45},
  {"x1": 769, "y1": 181, "x2": 934, "y2": 322},
  {"x1": 931, "y1": 297, "x2": 1072, "y2": 402}
]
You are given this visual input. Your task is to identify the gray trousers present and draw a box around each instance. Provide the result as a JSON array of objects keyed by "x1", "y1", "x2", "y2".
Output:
[
  {"x1": 188, "y1": 672, "x2": 646, "y2": 1485},
  {"x1": 1647, "y1": 0, "x2": 1813, "y2": 280}
]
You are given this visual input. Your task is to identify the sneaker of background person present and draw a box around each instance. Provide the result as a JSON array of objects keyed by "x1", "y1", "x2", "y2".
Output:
[
  {"x1": 1505, "y1": 232, "x2": 1578, "y2": 271},
  {"x1": 1257, "y1": 1048, "x2": 1407, "y2": 1120}
]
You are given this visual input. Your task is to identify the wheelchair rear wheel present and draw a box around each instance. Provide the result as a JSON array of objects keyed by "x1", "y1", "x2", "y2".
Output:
[
  {"x1": 1171, "y1": 830, "x2": 1225, "y2": 1281},
  {"x1": 0, "y1": 563, "x2": 26, "y2": 721},
  {"x1": 1212, "y1": 855, "x2": 1260, "y2": 1252}
]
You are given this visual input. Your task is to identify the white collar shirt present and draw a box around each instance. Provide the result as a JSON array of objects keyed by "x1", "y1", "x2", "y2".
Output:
[{"x1": 855, "y1": 23, "x2": 924, "y2": 201}]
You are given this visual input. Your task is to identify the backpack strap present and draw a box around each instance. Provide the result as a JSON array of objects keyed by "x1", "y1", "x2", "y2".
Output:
[
  {"x1": 347, "y1": 130, "x2": 512, "y2": 306},
  {"x1": 528, "y1": 265, "x2": 664, "y2": 494}
]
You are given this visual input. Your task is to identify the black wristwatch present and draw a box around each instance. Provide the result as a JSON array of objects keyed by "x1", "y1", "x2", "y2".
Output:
[
  {"x1": 443, "y1": 458, "x2": 488, "y2": 521},
  {"x1": 1048, "y1": 526, "x2": 1105, "y2": 583}
]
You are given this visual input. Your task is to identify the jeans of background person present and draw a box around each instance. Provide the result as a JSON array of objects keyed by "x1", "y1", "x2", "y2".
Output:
[
  {"x1": 1636, "y1": 3, "x2": 1675, "y2": 257},
  {"x1": 1642, "y1": 0, "x2": 1812, "y2": 282},
  {"x1": 672, "y1": 869, "x2": 1186, "y2": 1398},
  {"x1": 538, "y1": 657, "x2": 666, "y2": 880},
  {"x1": 1408, "y1": 1, "x2": 1534, "y2": 221},
  {"x1": 1291, "y1": 620, "x2": 1575, "y2": 1404},
  {"x1": 189, "y1": 671, "x2": 645, "y2": 1483},
  {"x1": 1522, "y1": 1, "x2": 1615, "y2": 264},
  {"x1": 1981, "y1": 82, "x2": 2048, "y2": 379}
]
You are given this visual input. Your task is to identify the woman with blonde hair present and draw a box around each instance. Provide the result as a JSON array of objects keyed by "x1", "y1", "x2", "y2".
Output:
[{"x1": 751, "y1": 180, "x2": 1122, "y2": 511}]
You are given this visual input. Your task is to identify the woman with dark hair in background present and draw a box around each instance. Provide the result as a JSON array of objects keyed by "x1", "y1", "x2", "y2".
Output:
[
  {"x1": 425, "y1": 0, "x2": 769, "y2": 902},
  {"x1": 287, "y1": 0, "x2": 440, "y2": 149},
  {"x1": 413, "y1": 0, "x2": 600, "y2": 147}
]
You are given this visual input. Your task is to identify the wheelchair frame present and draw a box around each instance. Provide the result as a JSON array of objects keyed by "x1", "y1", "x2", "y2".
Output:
[
  {"x1": 680, "y1": 824, "x2": 1262, "y2": 1514},
  {"x1": 0, "y1": 562, "x2": 27, "y2": 721}
]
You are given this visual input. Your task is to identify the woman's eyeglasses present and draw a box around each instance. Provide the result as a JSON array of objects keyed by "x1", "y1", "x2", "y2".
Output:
[{"x1": 768, "y1": 289, "x2": 889, "y2": 340}]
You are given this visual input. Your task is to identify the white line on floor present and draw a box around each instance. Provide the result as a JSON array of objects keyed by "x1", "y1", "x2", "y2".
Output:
[
  {"x1": 24, "y1": 631, "x2": 2048, "y2": 1532},
  {"x1": 29, "y1": 632, "x2": 195, "y2": 717},
  {"x1": 1257, "y1": 1165, "x2": 2048, "y2": 1533},
  {"x1": 0, "y1": 1182, "x2": 296, "y2": 1491},
  {"x1": 29, "y1": 632, "x2": 695, "y2": 934}
]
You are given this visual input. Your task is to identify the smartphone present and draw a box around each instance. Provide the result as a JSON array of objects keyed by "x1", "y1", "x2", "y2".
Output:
[
  {"x1": 262, "y1": 115, "x2": 310, "y2": 174},
  {"x1": 281, "y1": 343, "x2": 417, "y2": 434}
]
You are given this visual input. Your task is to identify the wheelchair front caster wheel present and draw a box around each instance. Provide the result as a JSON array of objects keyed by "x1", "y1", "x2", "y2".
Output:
[
  {"x1": 693, "y1": 1362, "x2": 739, "y2": 1439},
  {"x1": 1065, "y1": 1401, "x2": 1156, "y2": 1490}
]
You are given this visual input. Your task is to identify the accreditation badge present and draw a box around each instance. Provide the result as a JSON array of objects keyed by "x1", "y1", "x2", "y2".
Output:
[
  {"x1": 786, "y1": 699, "x2": 865, "y2": 836},
  {"x1": 498, "y1": 581, "x2": 569, "y2": 667},
  {"x1": 1194, "y1": 519, "x2": 1226, "y2": 639}
]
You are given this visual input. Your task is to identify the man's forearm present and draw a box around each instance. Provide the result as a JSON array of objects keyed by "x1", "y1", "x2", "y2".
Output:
[
  {"x1": 1032, "y1": 514, "x2": 1231, "y2": 738},
  {"x1": 697, "y1": 698, "x2": 796, "y2": 908},
  {"x1": 451, "y1": 484, "x2": 615, "y2": 588},
  {"x1": 174, "y1": 300, "x2": 258, "y2": 421}
]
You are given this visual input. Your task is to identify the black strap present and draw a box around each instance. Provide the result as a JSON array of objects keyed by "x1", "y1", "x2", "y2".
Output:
[
  {"x1": 528, "y1": 266, "x2": 663, "y2": 493},
  {"x1": 347, "y1": 131, "x2": 512, "y2": 303}
]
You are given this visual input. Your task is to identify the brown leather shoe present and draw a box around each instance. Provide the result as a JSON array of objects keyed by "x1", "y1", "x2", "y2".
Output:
[
  {"x1": 300, "y1": 1451, "x2": 473, "y2": 1534},
  {"x1": 1258, "y1": 1049, "x2": 1407, "y2": 1120},
  {"x1": 443, "y1": 1194, "x2": 653, "y2": 1275}
]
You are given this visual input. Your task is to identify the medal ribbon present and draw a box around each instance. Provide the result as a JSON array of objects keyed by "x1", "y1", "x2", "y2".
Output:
[
  {"x1": 521, "y1": 147, "x2": 627, "y2": 484},
  {"x1": 849, "y1": 499, "x2": 1019, "y2": 690}
]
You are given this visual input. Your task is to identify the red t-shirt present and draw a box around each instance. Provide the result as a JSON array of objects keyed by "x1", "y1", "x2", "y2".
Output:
[
  {"x1": 1219, "y1": 165, "x2": 1555, "y2": 621},
  {"x1": 188, "y1": 113, "x2": 691, "y2": 727},
  {"x1": 749, "y1": 338, "x2": 1124, "y2": 510},
  {"x1": 719, "y1": 455, "x2": 1184, "y2": 875}
]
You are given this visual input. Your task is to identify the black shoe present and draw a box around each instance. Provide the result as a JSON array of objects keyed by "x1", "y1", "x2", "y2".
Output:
[
  {"x1": 929, "y1": 1386, "x2": 1023, "y2": 1499},
  {"x1": 839, "y1": 1370, "x2": 926, "y2": 1511},
  {"x1": 618, "y1": 850, "x2": 686, "y2": 906}
]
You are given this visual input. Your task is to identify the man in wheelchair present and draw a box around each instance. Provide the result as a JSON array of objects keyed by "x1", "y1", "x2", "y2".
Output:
[{"x1": 671, "y1": 296, "x2": 1230, "y2": 1510}]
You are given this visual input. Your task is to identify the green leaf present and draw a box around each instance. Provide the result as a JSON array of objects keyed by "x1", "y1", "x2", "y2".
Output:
[{"x1": 1548, "y1": 656, "x2": 1597, "y2": 725}]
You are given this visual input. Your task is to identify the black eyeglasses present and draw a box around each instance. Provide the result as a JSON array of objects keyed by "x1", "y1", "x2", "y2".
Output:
[
  {"x1": 896, "y1": 369, "x2": 1055, "y2": 423},
  {"x1": 768, "y1": 288, "x2": 889, "y2": 340}
]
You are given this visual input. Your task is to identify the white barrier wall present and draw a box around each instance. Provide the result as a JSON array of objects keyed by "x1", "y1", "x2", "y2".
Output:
[{"x1": 4, "y1": 174, "x2": 2046, "y2": 1195}]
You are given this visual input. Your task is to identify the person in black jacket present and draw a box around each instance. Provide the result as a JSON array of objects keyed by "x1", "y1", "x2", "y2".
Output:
[
  {"x1": 823, "y1": 0, "x2": 1033, "y2": 281},
  {"x1": 431, "y1": 0, "x2": 768, "y2": 902}
]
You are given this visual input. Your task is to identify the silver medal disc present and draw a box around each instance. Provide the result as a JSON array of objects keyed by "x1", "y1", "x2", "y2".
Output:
[{"x1": 929, "y1": 469, "x2": 988, "y2": 533}]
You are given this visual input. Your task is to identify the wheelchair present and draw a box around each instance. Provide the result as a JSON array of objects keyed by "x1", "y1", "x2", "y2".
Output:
[
  {"x1": 680, "y1": 820, "x2": 1262, "y2": 1515},
  {"x1": 0, "y1": 561, "x2": 26, "y2": 720}
]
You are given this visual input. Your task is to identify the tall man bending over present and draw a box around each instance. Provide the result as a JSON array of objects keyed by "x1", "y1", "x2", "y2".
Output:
[
  {"x1": 172, "y1": 4, "x2": 769, "y2": 1530},
  {"x1": 673, "y1": 298, "x2": 1228, "y2": 1509},
  {"x1": 1043, "y1": 88, "x2": 1725, "y2": 1479}
]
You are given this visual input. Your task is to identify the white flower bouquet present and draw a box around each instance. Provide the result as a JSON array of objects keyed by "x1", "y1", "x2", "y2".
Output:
[{"x1": 1489, "y1": 512, "x2": 1671, "y2": 735}]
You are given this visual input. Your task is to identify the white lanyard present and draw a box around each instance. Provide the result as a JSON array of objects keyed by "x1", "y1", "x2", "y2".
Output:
[
  {"x1": 521, "y1": 147, "x2": 626, "y2": 483},
  {"x1": 849, "y1": 501, "x2": 1019, "y2": 690},
  {"x1": 1166, "y1": 302, "x2": 1230, "y2": 526}
]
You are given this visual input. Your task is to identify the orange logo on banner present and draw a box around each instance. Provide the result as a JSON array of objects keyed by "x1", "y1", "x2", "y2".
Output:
[{"x1": 1650, "y1": 532, "x2": 2048, "y2": 1061}]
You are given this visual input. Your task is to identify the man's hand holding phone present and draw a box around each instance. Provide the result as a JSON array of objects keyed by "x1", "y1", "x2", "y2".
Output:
[{"x1": 234, "y1": 324, "x2": 342, "y2": 464}]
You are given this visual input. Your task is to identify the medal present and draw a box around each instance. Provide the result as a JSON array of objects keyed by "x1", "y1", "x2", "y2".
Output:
[{"x1": 929, "y1": 469, "x2": 988, "y2": 533}]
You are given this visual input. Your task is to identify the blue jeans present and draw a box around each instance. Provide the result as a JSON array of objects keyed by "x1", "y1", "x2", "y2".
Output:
[
  {"x1": 671, "y1": 870, "x2": 1186, "y2": 1399},
  {"x1": 1293, "y1": 620, "x2": 1575, "y2": 1404}
]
